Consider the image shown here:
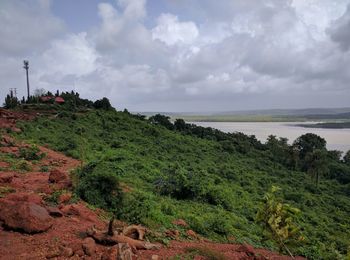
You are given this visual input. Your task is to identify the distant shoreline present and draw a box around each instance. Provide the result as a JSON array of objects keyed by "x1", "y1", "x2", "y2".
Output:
[
  {"x1": 176, "y1": 115, "x2": 350, "y2": 124},
  {"x1": 295, "y1": 122, "x2": 350, "y2": 129},
  {"x1": 175, "y1": 115, "x2": 308, "y2": 122}
]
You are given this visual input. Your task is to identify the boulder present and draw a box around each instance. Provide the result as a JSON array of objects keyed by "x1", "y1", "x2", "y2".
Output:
[
  {"x1": 75, "y1": 249, "x2": 85, "y2": 257},
  {"x1": 0, "y1": 199, "x2": 53, "y2": 233},
  {"x1": 5, "y1": 192, "x2": 42, "y2": 205},
  {"x1": 165, "y1": 229, "x2": 180, "y2": 239},
  {"x1": 172, "y1": 219, "x2": 188, "y2": 227},
  {"x1": 58, "y1": 192, "x2": 72, "y2": 204},
  {"x1": 11, "y1": 127, "x2": 21, "y2": 133},
  {"x1": 60, "y1": 203, "x2": 96, "y2": 222},
  {"x1": 0, "y1": 172, "x2": 15, "y2": 183},
  {"x1": 46, "y1": 206, "x2": 63, "y2": 217},
  {"x1": 59, "y1": 246, "x2": 74, "y2": 257},
  {"x1": 186, "y1": 229, "x2": 198, "y2": 239},
  {"x1": 237, "y1": 244, "x2": 255, "y2": 256},
  {"x1": 82, "y1": 237, "x2": 96, "y2": 256},
  {"x1": 1, "y1": 136, "x2": 14, "y2": 146},
  {"x1": 48, "y1": 169, "x2": 69, "y2": 184},
  {"x1": 117, "y1": 243, "x2": 133, "y2": 260},
  {"x1": 46, "y1": 250, "x2": 60, "y2": 259},
  {"x1": 101, "y1": 246, "x2": 118, "y2": 260}
]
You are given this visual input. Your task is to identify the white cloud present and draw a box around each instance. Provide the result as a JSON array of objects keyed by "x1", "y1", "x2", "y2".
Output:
[
  {"x1": 328, "y1": 4, "x2": 350, "y2": 51},
  {"x1": 41, "y1": 33, "x2": 98, "y2": 77},
  {"x1": 0, "y1": 0, "x2": 64, "y2": 56},
  {"x1": 1, "y1": 0, "x2": 350, "y2": 111},
  {"x1": 152, "y1": 13, "x2": 199, "y2": 45},
  {"x1": 117, "y1": 0, "x2": 146, "y2": 21}
]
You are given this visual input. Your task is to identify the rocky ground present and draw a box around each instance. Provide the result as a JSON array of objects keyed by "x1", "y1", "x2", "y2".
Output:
[{"x1": 0, "y1": 109, "x2": 304, "y2": 259}]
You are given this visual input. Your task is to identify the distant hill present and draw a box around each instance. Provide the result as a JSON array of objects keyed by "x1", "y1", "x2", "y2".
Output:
[
  {"x1": 213, "y1": 107, "x2": 350, "y2": 116},
  {"x1": 139, "y1": 108, "x2": 350, "y2": 122}
]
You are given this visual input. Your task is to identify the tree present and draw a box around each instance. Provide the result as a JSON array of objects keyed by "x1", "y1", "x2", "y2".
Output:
[
  {"x1": 266, "y1": 135, "x2": 290, "y2": 166},
  {"x1": 328, "y1": 150, "x2": 343, "y2": 162},
  {"x1": 293, "y1": 133, "x2": 326, "y2": 170},
  {"x1": 33, "y1": 88, "x2": 47, "y2": 97},
  {"x1": 304, "y1": 149, "x2": 329, "y2": 186},
  {"x1": 3, "y1": 94, "x2": 19, "y2": 109},
  {"x1": 344, "y1": 150, "x2": 350, "y2": 166},
  {"x1": 93, "y1": 97, "x2": 113, "y2": 110},
  {"x1": 149, "y1": 114, "x2": 174, "y2": 130},
  {"x1": 174, "y1": 118, "x2": 187, "y2": 131},
  {"x1": 76, "y1": 163, "x2": 123, "y2": 214},
  {"x1": 293, "y1": 133, "x2": 327, "y2": 159}
]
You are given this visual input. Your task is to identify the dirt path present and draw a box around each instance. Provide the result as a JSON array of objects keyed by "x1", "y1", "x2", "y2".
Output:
[{"x1": 0, "y1": 136, "x2": 109, "y2": 259}]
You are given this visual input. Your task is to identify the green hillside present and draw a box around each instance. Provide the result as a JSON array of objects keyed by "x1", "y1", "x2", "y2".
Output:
[{"x1": 12, "y1": 106, "x2": 350, "y2": 259}]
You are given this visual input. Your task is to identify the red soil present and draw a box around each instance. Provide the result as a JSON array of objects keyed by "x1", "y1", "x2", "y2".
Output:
[
  {"x1": 139, "y1": 241, "x2": 305, "y2": 260},
  {"x1": 0, "y1": 109, "x2": 303, "y2": 260}
]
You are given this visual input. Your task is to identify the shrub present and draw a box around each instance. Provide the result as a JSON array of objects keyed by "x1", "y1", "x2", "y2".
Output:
[
  {"x1": 46, "y1": 190, "x2": 65, "y2": 206},
  {"x1": 17, "y1": 160, "x2": 32, "y2": 171},
  {"x1": 76, "y1": 170, "x2": 123, "y2": 213},
  {"x1": 118, "y1": 191, "x2": 157, "y2": 224},
  {"x1": 0, "y1": 186, "x2": 16, "y2": 198},
  {"x1": 18, "y1": 145, "x2": 45, "y2": 160},
  {"x1": 40, "y1": 165, "x2": 50, "y2": 172},
  {"x1": 256, "y1": 186, "x2": 304, "y2": 256}
]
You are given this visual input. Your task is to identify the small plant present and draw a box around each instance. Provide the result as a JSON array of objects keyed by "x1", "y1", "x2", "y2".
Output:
[
  {"x1": 45, "y1": 190, "x2": 66, "y2": 205},
  {"x1": 16, "y1": 160, "x2": 32, "y2": 172},
  {"x1": 18, "y1": 145, "x2": 46, "y2": 161},
  {"x1": 0, "y1": 186, "x2": 16, "y2": 198},
  {"x1": 40, "y1": 165, "x2": 50, "y2": 172},
  {"x1": 256, "y1": 186, "x2": 304, "y2": 257}
]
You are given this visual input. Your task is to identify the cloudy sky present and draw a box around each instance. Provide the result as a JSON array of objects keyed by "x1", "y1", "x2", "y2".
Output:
[{"x1": 1, "y1": 0, "x2": 350, "y2": 112}]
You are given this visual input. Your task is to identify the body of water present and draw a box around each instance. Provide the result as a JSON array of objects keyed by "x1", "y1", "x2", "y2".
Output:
[{"x1": 190, "y1": 121, "x2": 350, "y2": 153}]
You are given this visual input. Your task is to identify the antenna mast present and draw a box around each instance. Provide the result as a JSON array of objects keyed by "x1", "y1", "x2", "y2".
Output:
[{"x1": 23, "y1": 60, "x2": 30, "y2": 99}]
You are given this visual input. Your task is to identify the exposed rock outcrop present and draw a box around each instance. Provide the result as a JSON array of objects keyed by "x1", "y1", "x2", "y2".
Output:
[{"x1": 0, "y1": 199, "x2": 53, "y2": 233}]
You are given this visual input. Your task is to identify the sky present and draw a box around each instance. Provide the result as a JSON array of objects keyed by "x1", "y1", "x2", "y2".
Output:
[{"x1": 0, "y1": 0, "x2": 350, "y2": 112}]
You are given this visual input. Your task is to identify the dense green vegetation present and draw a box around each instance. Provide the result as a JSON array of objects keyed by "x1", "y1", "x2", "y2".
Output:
[
  {"x1": 4, "y1": 89, "x2": 114, "y2": 112},
  {"x1": 297, "y1": 122, "x2": 350, "y2": 129},
  {"x1": 12, "y1": 104, "x2": 350, "y2": 259}
]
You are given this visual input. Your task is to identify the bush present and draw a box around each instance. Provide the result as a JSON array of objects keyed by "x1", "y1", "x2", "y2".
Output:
[
  {"x1": 18, "y1": 145, "x2": 45, "y2": 160},
  {"x1": 256, "y1": 186, "x2": 304, "y2": 255},
  {"x1": 76, "y1": 170, "x2": 123, "y2": 213},
  {"x1": 118, "y1": 191, "x2": 158, "y2": 224},
  {"x1": 93, "y1": 97, "x2": 114, "y2": 110}
]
